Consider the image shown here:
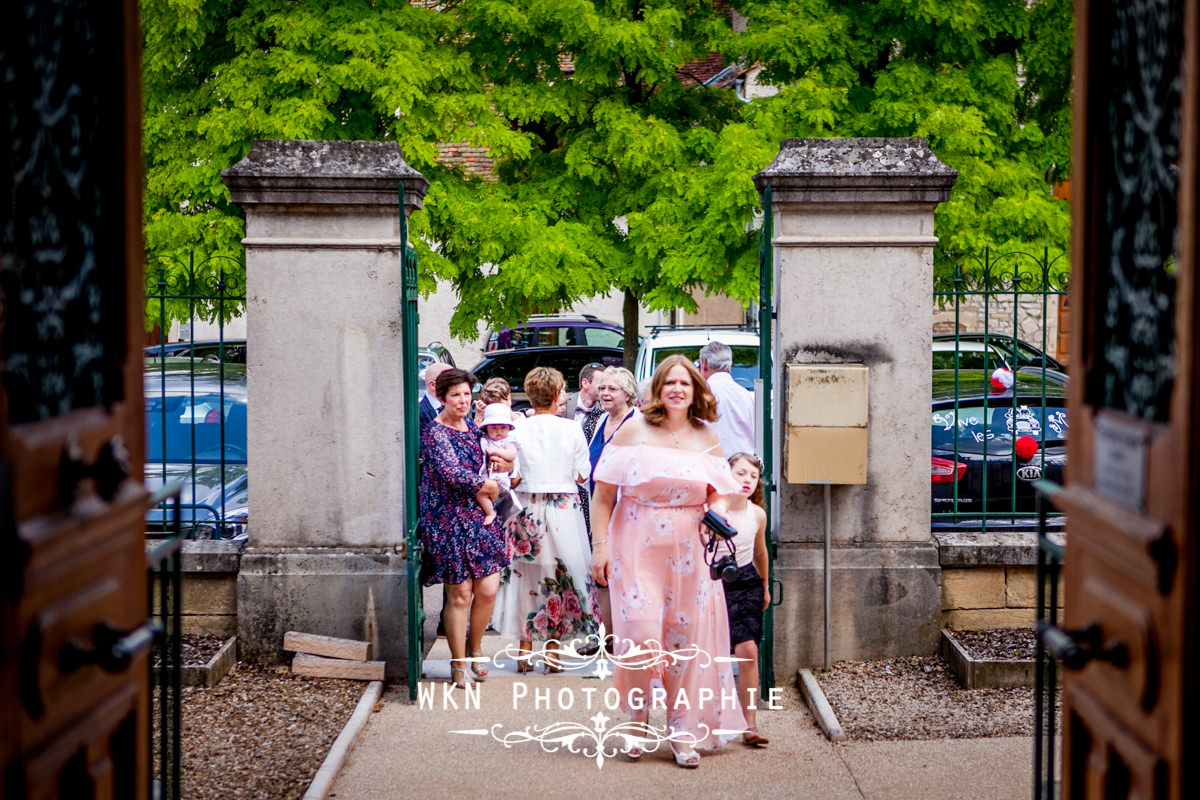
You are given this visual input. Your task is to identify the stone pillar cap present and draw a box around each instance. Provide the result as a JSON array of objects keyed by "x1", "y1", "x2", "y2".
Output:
[
  {"x1": 754, "y1": 137, "x2": 957, "y2": 204},
  {"x1": 222, "y1": 139, "x2": 429, "y2": 211}
]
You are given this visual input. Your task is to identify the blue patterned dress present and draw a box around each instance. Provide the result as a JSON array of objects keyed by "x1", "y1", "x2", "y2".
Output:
[{"x1": 419, "y1": 419, "x2": 508, "y2": 586}]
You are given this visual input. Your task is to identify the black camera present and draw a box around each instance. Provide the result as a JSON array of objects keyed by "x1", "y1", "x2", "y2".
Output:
[
  {"x1": 710, "y1": 554, "x2": 739, "y2": 583},
  {"x1": 701, "y1": 510, "x2": 738, "y2": 540}
]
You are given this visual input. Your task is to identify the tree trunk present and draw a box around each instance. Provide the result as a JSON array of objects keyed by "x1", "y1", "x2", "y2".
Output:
[{"x1": 623, "y1": 288, "x2": 638, "y2": 370}]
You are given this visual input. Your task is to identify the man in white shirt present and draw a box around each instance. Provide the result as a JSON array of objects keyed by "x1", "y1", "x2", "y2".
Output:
[{"x1": 699, "y1": 341, "x2": 756, "y2": 457}]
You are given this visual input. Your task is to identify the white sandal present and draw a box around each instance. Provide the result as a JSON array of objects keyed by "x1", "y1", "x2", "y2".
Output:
[{"x1": 671, "y1": 743, "x2": 700, "y2": 768}]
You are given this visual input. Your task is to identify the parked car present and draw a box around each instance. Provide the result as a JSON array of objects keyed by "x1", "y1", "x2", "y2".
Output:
[
  {"x1": 145, "y1": 339, "x2": 247, "y2": 364},
  {"x1": 418, "y1": 341, "x2": 456, "y2": 372},
  {"x1": 933, "y1": 333, "x2": 1067, "y2": 372},
  {"x1": 932, "y1": 337, "x2": 1069, "y2": 386},
  {"x1": 144, "y1": 362, "x2": 248, "y2": 539},
  {"x1": 483, "y1": 314, "x2": 626, "y2": 352},
  {"x1": 930, "y1": 369, "x2": 1068, "y2": 530},
  {"x1": 634, "y1": 327, "x2": 760, "y2": 390},
  {"x1": 469, "y1": 345, "x2": 624, "y2": 411}
]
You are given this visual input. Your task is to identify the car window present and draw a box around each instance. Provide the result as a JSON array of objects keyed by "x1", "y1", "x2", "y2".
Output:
[
  {"x1": 585, "y1": 328, "x2": 623, "y2": 348},
  {"x1": 649, "y1": 344, "x2": 759, "y2": 389},
  {"x1": 146, "y1": 394, "x2": 249, "y2": 463},
  {"x1": 534, "y1": 351, "x2": 622, "y2": 388},
  {"x1": 476, "y1": 352, "x2": 540, "y2": 388},
  {"x1": 931, "y1": 404, "x2": 1069, "y2": 451}
]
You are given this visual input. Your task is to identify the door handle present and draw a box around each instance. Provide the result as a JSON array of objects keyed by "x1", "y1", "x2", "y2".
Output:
[
  {"x1": 1037, "y1": 622, "x2": 1129, "y2": 670},
  {"x1": 58, "y1": 434, "x2": 131, "y2": 505},
  {"x1": 59, "y1": 620, "x2": 162, "y2": 675}
]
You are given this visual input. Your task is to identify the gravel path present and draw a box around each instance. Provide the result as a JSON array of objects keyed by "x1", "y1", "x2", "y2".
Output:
[
  {"x1": 815, "y1": 654, "x2": 1057, "y2": 741},
  {"x1": 180, "y1": 663, "x2": 362, "y2": 800}
]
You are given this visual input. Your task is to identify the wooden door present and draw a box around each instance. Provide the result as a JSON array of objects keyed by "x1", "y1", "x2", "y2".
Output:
[
  {"x1": 1052, "y1": 1, "x2": 1198, "y2": 798},
  {"x1": 1, "y1": 1, "x2": 150, "y2": 797}
]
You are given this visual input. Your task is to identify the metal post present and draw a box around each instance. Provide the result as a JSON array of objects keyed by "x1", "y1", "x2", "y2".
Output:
[{"x1": 823, "y1": 483, "x2": 832, "y2": 671}]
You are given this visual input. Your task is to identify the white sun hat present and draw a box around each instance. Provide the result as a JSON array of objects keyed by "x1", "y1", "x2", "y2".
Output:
[{"x1": 480, "y1": 402, "x2": 515, "y2": 428}]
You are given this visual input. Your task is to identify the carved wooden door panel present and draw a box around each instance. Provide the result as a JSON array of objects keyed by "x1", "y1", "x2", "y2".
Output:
[
  {"x1": 1052, "y1": 1, "x2": 1198, "y2": 798},
  {"x1": 1, "y1": 1, "x2": 149, "y2": 797}
]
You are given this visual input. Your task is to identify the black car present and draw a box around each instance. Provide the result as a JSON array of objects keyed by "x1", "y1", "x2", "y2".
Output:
[
  {"x1": 146, "y1": 339, "x2": 247, "y2": 364},
  {"x1": 469, "y1": 345, "x2": 625, "y2": 411},
  {"x1": 933, "y1": 333, "x2": 1066, "y2": 373},
  {"x1": 930, "y1": 370, "x2": 1068, "y2": 530}
]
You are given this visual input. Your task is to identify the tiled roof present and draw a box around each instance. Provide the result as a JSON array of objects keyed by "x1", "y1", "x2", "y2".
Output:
[{"x1": 435, "y1": 142, "x2": 495, "y2": 177}]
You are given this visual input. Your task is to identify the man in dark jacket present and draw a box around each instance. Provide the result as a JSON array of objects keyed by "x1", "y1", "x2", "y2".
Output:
[{"x1": 419, "y1": 363, "x2": 453, "y2": 430}]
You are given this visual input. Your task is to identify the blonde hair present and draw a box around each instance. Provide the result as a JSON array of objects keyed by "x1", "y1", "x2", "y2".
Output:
[
  {"x1": 598, "y1": 366, "x2": 637, "y2": 406},
  {"x1": 641, "y1": 355, "x2": 718, "y2": 426},
  {"x1": 478, "y1": 377, "x2": 511, "y2": 405},
  {"x1": 524, "y1": 367, "x2": 565, "y2": 410}
]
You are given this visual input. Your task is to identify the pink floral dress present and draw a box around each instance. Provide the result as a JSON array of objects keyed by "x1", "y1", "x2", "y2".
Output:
[{"x1": 592, "y1": 443, "x2": 748, "y2": 750}]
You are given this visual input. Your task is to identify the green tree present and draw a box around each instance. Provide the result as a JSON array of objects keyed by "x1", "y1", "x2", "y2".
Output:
[
  {"x1": 736, "y1": 0, "x2": 1074, "y2": 259},
  {"x1": 141, "y1": 0, "x2": 1074, "y2": 341}
]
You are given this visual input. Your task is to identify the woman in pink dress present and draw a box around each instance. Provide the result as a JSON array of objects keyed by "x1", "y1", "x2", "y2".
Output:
[{"x1": 590, "y1": 355, "x2": 748, "y2": 768}]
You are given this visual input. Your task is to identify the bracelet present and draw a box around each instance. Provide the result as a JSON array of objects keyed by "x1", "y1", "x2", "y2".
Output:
[{"x1": 593, "y1": 538, "x2": 608, "y2": 545}]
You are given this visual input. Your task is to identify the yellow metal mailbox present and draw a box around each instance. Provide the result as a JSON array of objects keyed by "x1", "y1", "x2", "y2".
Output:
[{"x1": 785, "y1": 364, "x2": 868, "y2": 485}]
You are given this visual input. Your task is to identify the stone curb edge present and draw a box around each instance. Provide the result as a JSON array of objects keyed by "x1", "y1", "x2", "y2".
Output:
[
  {"x1": 302, "y1": 679, "x2": 384, "y2": 800},
  {"x1": 797, "y1": 669, "x2": 846, "y2": 742}
]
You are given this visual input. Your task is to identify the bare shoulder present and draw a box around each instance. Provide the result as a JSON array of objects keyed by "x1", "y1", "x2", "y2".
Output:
[
  {"x1": 694, "y1": 420, "x2": 721, "y2": 449},
  {"x1": 752, "y1": 505, "x2": 767, "y2": 526},
  {"x1": 611, "y1": 416, "x2": 647, "y2": 447}
]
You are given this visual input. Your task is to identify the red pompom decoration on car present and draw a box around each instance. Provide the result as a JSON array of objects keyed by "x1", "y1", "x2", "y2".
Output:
[
  {"x1": 990, "y1": 367, "x2": 1014, "y2": 391},
  {"x1": 1015, "y1": 435, "x2": 1039, "y2": 461}
]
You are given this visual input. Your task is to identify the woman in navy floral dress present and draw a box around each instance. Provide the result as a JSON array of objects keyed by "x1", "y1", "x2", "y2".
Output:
[{"x1": 420, "y1": 368, "x2": 509, "y2": 689}]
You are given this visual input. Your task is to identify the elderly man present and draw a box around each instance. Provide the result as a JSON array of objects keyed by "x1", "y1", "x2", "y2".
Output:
[
  {"x1": 418, "y1": 362, "x2": 453, "y2": 430},
  {"x1": 699, "y1": 340, "x2": 756, "y2": 457}
]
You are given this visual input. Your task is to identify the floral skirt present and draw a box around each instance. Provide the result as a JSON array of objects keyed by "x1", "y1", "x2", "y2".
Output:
[{"x1": 492, "y1": 491, "x2": 602, "y2": 642}]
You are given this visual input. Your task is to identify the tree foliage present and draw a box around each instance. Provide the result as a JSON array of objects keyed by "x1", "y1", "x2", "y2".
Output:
[{"x1": 141, "y1": 0, "x2": 1073, "y2": 336}]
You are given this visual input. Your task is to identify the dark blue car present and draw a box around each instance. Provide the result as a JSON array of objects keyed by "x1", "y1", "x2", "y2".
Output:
[{"x1": 930, "y1": 370, "x2": 1068, "y2": 530}]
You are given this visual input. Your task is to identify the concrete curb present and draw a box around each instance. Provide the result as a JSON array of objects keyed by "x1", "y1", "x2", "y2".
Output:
[
  {"x1": 302, "y1": 680, "x2": 384, "y2": 800},
  {"x1": 797, "y1": 669, "x2": 846, "y2": 742}
]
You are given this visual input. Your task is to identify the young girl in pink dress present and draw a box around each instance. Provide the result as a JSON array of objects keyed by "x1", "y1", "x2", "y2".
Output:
[{"x1": 590, "y1": 355, "x2": 747, "y2": 768}]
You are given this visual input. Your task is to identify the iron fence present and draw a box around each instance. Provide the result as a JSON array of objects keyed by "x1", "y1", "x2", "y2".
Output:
[
  {"x1": 1032, "y1": 481, "x2": 1064, "y2": 800},
  {"x1": 145, "y1": 252, "x2": 247, "y2": 541},
  {"x1": 931, "y1": 248, "x2": 1071, "y2": 531},
  {"x1": 148, "y1": 486, "x2": 184, "y2": 800}
]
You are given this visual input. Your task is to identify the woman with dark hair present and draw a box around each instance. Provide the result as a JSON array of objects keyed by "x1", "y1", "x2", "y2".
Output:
[
  {"x1": 420, "y1": 368, "x2": 509, "y2": 689},
  {"x1": 710, "y1": 452, "x2": 770, "y2": 747},
  {"x1": 590, "y1": 355, "x2": 747, "y2": 768}
]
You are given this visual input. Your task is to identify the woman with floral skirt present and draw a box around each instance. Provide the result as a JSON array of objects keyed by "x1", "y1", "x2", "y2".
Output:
[{"x1": 493, "y1": 367, "x2": 602, "y2": 672}]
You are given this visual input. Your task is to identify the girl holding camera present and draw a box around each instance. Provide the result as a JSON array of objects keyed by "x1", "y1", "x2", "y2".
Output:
[
  {"x1": 590, "y1": 355, "x2": 747, "y2": 768},
  {"x1": 710, "y1": 453, "x2": 771, "y2": 747}
]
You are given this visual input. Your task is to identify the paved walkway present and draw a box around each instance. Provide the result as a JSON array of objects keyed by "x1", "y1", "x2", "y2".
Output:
[{"x1": 329, "y1": 635, "x2": 1037, "y2": 800}]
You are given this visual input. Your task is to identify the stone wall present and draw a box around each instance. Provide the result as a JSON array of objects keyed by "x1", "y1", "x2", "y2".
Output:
[
  {"x1": 933, "y1": 292, "x2": 1066, "y2": 359},
  {"x1": 935, "y1": 532, "x2": 1064, "y2": 630},
  {"x1": 150, "y1": 541, "x2": 243, "y2": 637}
]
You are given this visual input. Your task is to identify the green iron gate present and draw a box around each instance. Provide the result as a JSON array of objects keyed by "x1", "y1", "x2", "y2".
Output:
[
  {"x1": 758, "y1": 186, "x2": 779, "y2": 692},
  {"x1": 400, "y1": 184, "x2": 425, "y2": 701}
]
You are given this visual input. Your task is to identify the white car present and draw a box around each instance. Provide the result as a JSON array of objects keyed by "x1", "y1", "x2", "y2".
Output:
[{"x1": 634, "y1": 328, "x2": 761, "y2": 390}]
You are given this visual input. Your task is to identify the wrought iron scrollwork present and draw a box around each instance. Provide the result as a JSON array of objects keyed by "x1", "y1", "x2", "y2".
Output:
[
  {"x1": 1095, "y1": 0, "x2": 1181, "y2": 422},
  {"x1": 1, "y1": 0, "x2": 123, "y2": 424}
]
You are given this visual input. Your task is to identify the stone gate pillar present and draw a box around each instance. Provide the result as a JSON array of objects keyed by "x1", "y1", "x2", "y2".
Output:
[
  {"x1": 753, "y1": 138, "x2": 957, "y2": 667},
  {"x1": 222, "y1": 140, "x2": 429, "y2": 680}
]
